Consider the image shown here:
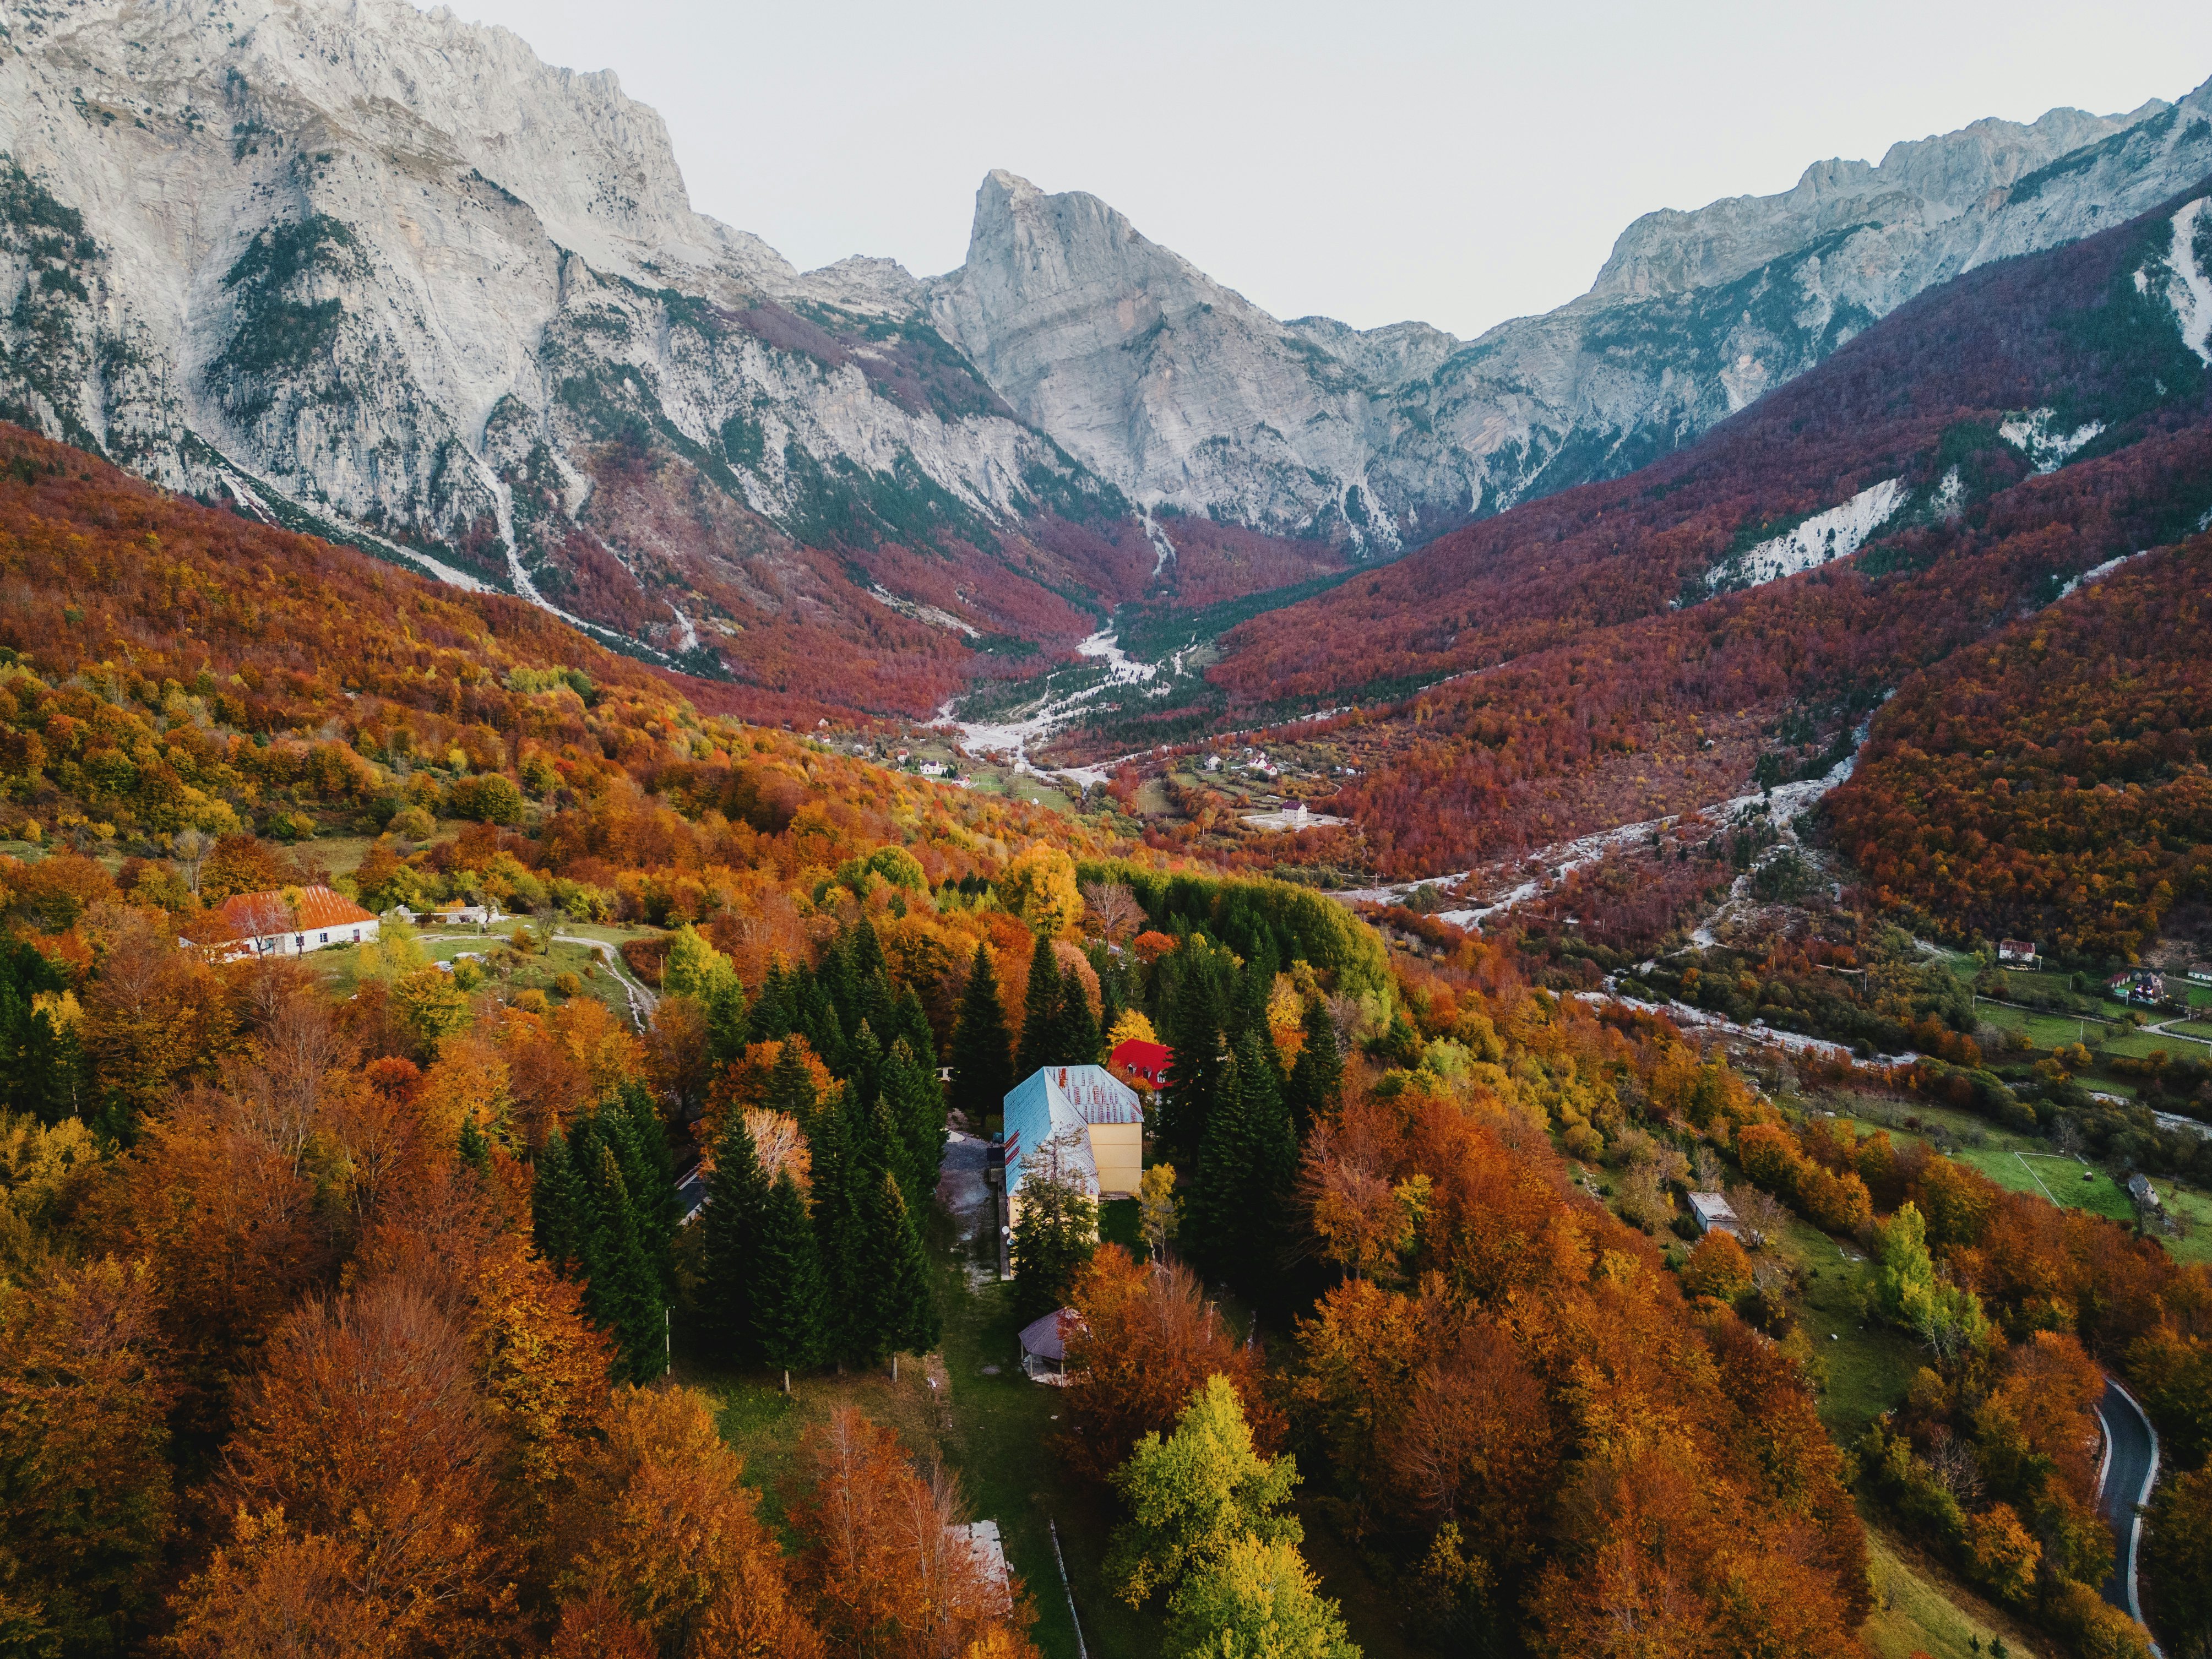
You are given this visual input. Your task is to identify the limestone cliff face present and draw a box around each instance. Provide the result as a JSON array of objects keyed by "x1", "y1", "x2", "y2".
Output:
[
  {"x1": 925, "y1": 83, "x2": 2212, "y2": 546},
  {"x1": 0, "y1": 0, "x2": 1110, "y2": 663},
  {"x1": 1, "y1": 0, "x2": 2206, "y2": 656}
]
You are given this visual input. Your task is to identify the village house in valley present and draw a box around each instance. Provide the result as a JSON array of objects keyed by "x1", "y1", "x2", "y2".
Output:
[{"x1": 185, "y1": 885, "x2": 379, "y2": 961}]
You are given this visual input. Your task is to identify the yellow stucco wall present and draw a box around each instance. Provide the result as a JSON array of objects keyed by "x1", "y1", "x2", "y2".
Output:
[{"x1": 1087, "y1": 1123, "x2": 1143, "y2": 1200}]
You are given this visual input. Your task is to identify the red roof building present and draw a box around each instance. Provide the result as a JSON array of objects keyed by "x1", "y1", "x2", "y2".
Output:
[
  {"x1": 1110, "y1": 1038, "x2": 1172, "y2": 1087},
  {"x1": 185, "y1": 885, "x2": 381, "y2": 961}
]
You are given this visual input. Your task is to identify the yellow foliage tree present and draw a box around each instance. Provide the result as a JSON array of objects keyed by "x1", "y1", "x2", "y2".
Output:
[{"x1": 999, "y1": 844, "x2": 1082, "y2": 937}]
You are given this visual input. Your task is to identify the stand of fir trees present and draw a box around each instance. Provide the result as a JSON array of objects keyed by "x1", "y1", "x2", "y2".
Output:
[
  {"x1": 689, "y1": 920, "x2": 950, "y2": 1380},
  {"x1": 531, "y1": 1083, "x2": 678, "y2": 1384}
]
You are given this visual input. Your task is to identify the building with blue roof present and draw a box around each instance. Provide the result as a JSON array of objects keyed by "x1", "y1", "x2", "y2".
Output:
[{"x1": 1002, "y1": 1065, "x2": 1144, "y2": 1213}]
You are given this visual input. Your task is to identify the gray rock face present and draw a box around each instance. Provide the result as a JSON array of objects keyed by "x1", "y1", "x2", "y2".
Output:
[
  {"x1": 0, "y1": 0, "x2": 1105, "y2": 657},
  {"x1": 1, "y1": 0, "x2": 2206, "y2": 648},
  {"x1": 925, "y1": 84, "x2": 2212, "y2": 546}
]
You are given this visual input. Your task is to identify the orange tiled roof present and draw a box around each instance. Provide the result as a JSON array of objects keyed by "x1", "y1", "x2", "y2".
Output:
[{"x1": 190, "y1": 885, "x2": 376, "y2": 944}]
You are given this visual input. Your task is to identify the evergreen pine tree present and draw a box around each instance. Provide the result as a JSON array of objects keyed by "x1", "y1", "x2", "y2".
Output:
[
  {"x1": 753, "y1": 1168, "x2": 828, "y2": 1375},
  {"x1": 1055, "y1": 972, "x2": 1103, "y2": 1067},
  {"x1": 885, "y1": 1038, "x2": 947, "y2": 1206},
  {"x1": 748, "y1": 961, "x2": 795, "y2": 1044},
  {"x1": 1093, "y1": 944, "x2": 1126, "y2": 1056},
  {"x1": 700, "y1": 1108, "x2": 772, "y2": 1364},
  {"x1": 1157, "y1": 941, "x2": 1231, "y2": 1162},
  {"x1": 1009, "y1": 1166, "x2": 1097, "y2": 1323},
  {"x1": 581, "y1": 1141, "x2": 667, "y2": 1383},
  {"x1": 808, "y1": 1083, "x2": 863, "y2": 1365},
  {"x1": 949, "y1": 943, "x2": 1013, "y2": 1130},
  {"x1": 767, "y1": 1036, "x2": 820, "y2": 1127},
  {"x1": 819, "y1": 932, "x2": 861, "y2": 1042},
  {"x1": 1284, "y1": 994, "x2": 1344, "y2": 1140},
  {"x1": 796, "y1": 964, "x2": 846, "y2": 1073},
  {"x1": 1186, "y1": 1047, "x2": 1249, "y2": 1280},
  {"x1": 855, "y1": 1168, "x2": 940, "y2": 1362},
  {"x1": 849, "y1": 916, "x2": 888, "y2": 985},
  {"x1": 457, "y1": 1113, "x2": 491, "y2": 1177},
  {"x1": 531, "y1": 1130, "x2": 588, "y2": 1271},
  {"x1": 846, "y1": 1019, "x2": 885, "y2": 1115},
  {"x1": 703, "y1": 970, "x2": 751, "y2": 1069},
  {"x1": 892, "y1": 983, "x2": 936, "y2": 1070},
  {"x1": 1014, "y1": 933, "x2": 1062, "y2": 1082},
  {"x1": 611, "y1": 1081, "x2": 680, "y2": 1275},
  {"x1": 1233, "y1": 1027, "x2": 1300, "y2": 1293}
]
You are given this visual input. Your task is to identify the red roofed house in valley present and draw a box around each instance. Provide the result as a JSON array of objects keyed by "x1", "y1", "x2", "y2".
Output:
[
  {"x1": 1110, "y1": 1037, "x2": 1171, "y2": 1087},
  {"x1": 186, "y1": 885, "x2": 380, "y2": 962}
]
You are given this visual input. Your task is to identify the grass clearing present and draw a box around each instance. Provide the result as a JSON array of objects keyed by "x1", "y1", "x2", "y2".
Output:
[
  {"x1": 1862, "y1": 1522, "x2": 2052, "y2": 1658},
  {"x1": 1779, "y1": 1215, "x2": 1921, "y2": 1445},
  {"x1": 1973, "y1": 1000, "x2": 2111, "y2": 1049}
]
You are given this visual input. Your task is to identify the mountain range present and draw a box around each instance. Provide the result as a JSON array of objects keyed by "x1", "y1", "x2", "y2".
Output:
[{"x1": 1, "y1": 0, "x2": 2209, "y2": 717}]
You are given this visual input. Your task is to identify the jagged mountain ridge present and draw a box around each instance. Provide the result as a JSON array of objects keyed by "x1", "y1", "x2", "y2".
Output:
[
  {"x1": 915, "y1": 85, "x2": 2212, "y2": 546},
  {"x1": 1, "y1": 0, "x2": 2208, "y2": 700},
  {"x1": 0, "y1": 0, "x2": 1211, "y2": 709}
]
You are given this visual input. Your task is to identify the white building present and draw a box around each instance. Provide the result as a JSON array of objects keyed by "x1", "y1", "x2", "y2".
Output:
[{"x1": 187, "y1": 885, "x2": 380, "y2": 961}]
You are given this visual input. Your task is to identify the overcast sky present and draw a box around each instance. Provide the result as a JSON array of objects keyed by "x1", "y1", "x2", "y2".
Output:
[{"x1": 441, "y1": 0, "x2": 2211, "y2": 339}]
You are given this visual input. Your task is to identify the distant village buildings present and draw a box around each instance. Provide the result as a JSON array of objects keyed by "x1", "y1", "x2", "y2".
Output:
[
  {"x1": 2108, "y1": 968, "x2": 2178, "y2": 1009},
  {"x1": 1997, "y1": 939, "x2": 2038, "y2": 966}
]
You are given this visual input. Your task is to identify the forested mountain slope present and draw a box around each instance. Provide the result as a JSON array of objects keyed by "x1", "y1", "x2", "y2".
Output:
[
  {"x1": 1218, "y1": 173, "x2": 2212, "y2": 706},
  {"x1": 0, "y1": 0, "x2": 1346, "y2": 708},
  {"x1": 923, "y1": 86, "x2": 2212, "y2": 546},
  {"x1": 0, "y1": 0, "x2": 2203, "y2": 706},
  {"x1": 1207, "y1": 176, "x2": 2212, "y2": 918}
]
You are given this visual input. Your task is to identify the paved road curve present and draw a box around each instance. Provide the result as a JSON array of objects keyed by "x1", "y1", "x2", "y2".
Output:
[{"x1": 2098, "y1": 1376, "x2": 2160, "y2": 1627}]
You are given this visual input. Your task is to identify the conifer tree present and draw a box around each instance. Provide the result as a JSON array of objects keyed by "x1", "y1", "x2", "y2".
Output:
[
  {"x1": 700, "y1": 1109, "x2": 772, "y2": 1364},
  {"x1": 949, "y1": 943, "x2": 1013, "y2": 1129},
  {"x1": 849, "y1": 916, "x2": 888, "y2": 986},
  {"x1": 1055, "y1": 971, "x2": 1103, "y2": 1067},
  {"x1": 1232, "y1": 1028, "x2": 1300, "y2": 1291},
  {"x1": 767, "y1": 1035, "x2": 820, "y2": 1127},
  {"x1": 1284, "y1": 994, "x2": 1343, "y2": 1139},
  {"x1": 1015, "y1": 933, "x2": 1062, "y2": 1082},
  {"x1": 753, "y1": 1168, "x2": 828, "y2": 1377},
  {"x1": 702, "y1": 971, "x2": 750, "y2": 1069},
  {"x1": 531, "y1": 1129, "x2": 588, "y2": 1272},
  {"x1": 797, "y1": 965, "x2": 845, "y2": 1073},
  {"x1": 892, "y1": 983, "x2": 936, "y2": 1070},
  {"x1": 1185, "y1": 1047, "x2": 1249, "y2": 1280},
  {"x1": 610, "y1": 1081, "x2": 679, "y2": 1277},
  {"x1": 808, "y1": 1084, "x2": 863, "y2": 1365},
  {"x1": 748, "y1": 961, "x2": 795, "y2": 1044},
  {"x1": 885, "y1": 1037, "x2": 947, "y2": 1205},
  {"x1": 819, "y1": 932, "x2": 860, "y2": 1042},
  {"x1": 855, "y1": 1168, "x2": 940, "y2": 1362},
  {"x1": 846, "y1": 1019, "x2": 885, "y2": 1114},
  {"x1": 1158, "y1": 942, "x2": 1231, "y2": 1162},
  {"x1": 1010, "y1": 1162, "x2": 1097, "y2": 1323},
  {"x1": 582, "y1": 1141, "x2": 667, "y2": 1383},
  {"x1": 457, "y1": 1113, "x2": 491, "y2": 1177}
]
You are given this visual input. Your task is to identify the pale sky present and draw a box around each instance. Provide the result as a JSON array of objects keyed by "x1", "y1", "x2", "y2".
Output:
[{"x1": 441, "y1": 0, "x2": 2212, "y2": 340}]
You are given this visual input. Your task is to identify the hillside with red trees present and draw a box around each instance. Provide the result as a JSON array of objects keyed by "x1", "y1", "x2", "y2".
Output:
[
  {"x1": 1214, "y1": 174, "x2": 2212, "y2": 708},
  {"x1": 1827, "y1": 536, "x2": 2212, "y2": 960}
]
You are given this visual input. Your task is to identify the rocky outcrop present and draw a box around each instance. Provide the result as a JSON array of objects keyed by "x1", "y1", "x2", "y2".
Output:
[
  {"x1": 0, "y1": 0, "x2": 1117, "y2": 670},
  {"x1": 1, "y1": 0, "x2": 2206, "y2": 660},
  {"x1": 925, "y1": 82, "x2": 2212, "y2": 546}
]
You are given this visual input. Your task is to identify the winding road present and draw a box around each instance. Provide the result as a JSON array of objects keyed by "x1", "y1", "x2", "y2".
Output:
[{"x1": 2097, "y1": 1376, "x2": 2161, "y2": 1630}]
